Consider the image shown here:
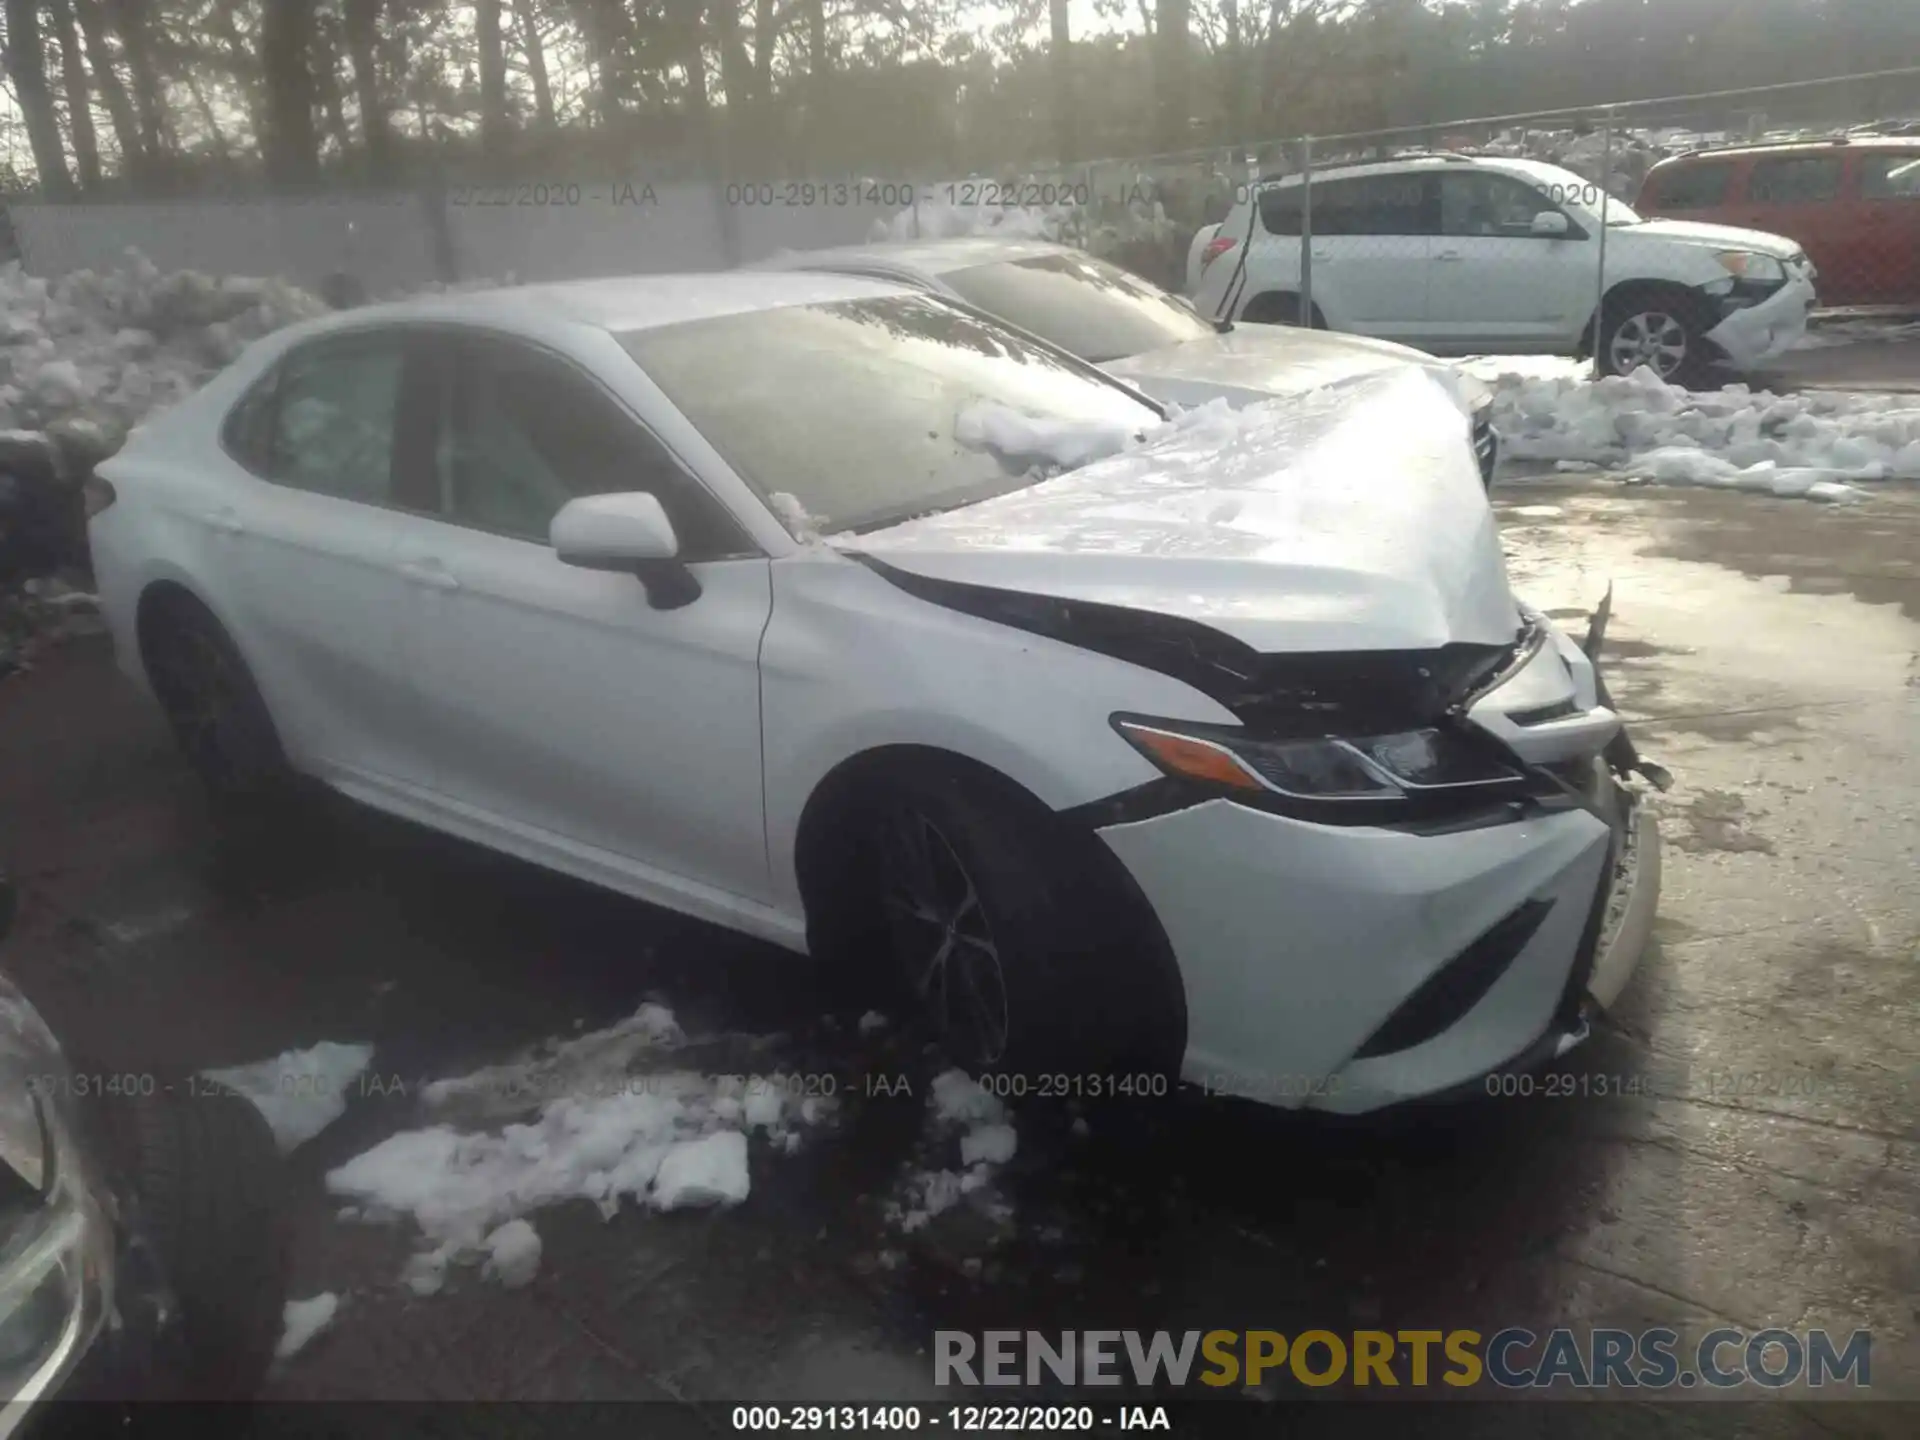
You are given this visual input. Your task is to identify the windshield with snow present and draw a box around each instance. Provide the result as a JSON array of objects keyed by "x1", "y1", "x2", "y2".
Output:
[
  {"x1": 618, "y1": 293, "x2": 1161, "y2": 534},
  {"x1": 940, "y1": 253, "x2": 1217, "y2": 364}
]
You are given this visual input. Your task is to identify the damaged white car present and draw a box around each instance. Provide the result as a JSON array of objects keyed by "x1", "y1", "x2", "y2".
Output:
[{"x1": 86, "y1": 273, "x2": 1660, "y2": 1113}]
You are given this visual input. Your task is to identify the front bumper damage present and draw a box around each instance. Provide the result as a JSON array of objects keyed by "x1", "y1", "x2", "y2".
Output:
[
  {"x1": 1703, "y1": 266, "x2": 1818, "y2": 370},
  {"x1": 1093, "y1": 603, "x2": 1664, "y2": 1114}
]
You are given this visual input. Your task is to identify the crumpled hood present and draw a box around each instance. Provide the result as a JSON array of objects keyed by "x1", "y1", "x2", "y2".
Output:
[
  {"x1": 1623, "y1": 217, "x2": 1805, "y2": 259},
  {"x1": 848, "y1": 368, "x2": 1521, "y2": 654}
]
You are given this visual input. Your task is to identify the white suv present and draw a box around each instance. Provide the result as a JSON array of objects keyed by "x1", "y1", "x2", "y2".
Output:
[{"x1": 1190, "y1": 154, "x2": 1817, "y2": 386}]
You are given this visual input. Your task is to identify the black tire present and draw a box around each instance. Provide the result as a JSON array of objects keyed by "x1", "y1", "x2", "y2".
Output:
[
  {"x1": 102, "y1": 1090, "x2": 291, "y2": 1401},
  {"x1": 142, "y1": 596, "x2": 297, "y2": 818},
  {"x1": 1242, "y1": 291, "x2": 1326, "y2": 329},
  {"x1": 1594, "y1": 287, "x2": 1715, "y2": 388},
  {"x1": 835, "y1": 764, "x2": 1185, "y2": 1084}
]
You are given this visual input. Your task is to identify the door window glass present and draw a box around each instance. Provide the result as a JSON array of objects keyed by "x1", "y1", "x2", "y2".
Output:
[
  {"x1": 1747, "y1": 156, "x2": 1842, "y2": 204},
  {"x1": 441, "y1": 338, "x2": 745, "y2": 556},
  {"x1": 1860, "y1": 154, "x2": 1920, "y2": 199},
  {"x1": 1306, "y1": 174, "x2": 1434, "y2": 236},
  {"x1": 1439, "y1": 172, "x2": 1563, "y2": 236},
  {"x1": 1646, "y1": 160, "x2": 1735, "y2": 209},
  {"x1": 266, "y1": 340, "x2": 404, "y2": 502}
]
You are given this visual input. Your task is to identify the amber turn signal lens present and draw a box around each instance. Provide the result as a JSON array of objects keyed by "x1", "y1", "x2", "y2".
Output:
[{"x1": 1118, "y1": 723, "x2": 1263, "y2": 792}]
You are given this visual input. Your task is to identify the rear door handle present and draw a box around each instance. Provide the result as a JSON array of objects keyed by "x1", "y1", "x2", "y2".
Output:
[
  {"x1": 1435, "y1": 249, "x2": 1465, "y2": 261},
  {"x1": 1310, "y1": 248, "x2": 1334, "y2": 261},
  {"x1": 203, "y1": 509, "x2": 244, "y2": 535},
  {"x1": 399, "y1": 560, "x2": 460, "y2": 592}
]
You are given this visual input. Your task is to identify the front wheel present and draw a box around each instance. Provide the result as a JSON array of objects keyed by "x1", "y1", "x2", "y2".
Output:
[
  {"x1": 1596, "y1": 293, "x2": 1714, "y2": 387},
  {"x1": 851, "y1": 768, "x2": 1186, "y2": 1084}
]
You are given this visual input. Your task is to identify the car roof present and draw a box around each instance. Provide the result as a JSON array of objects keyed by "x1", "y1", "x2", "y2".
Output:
[
  {"x1": 1652, "y1": 135, "x2": 1920, "y2": 165},
  {"x1": 273, "y1": 270, "x2": 919, "y2": 347},
  {"x1": 755, "y1": 237, "x2": 1079, "y2": 279},
  {"x1": 1248, "y1": 153, "x2": 1588, "y2": 194}
]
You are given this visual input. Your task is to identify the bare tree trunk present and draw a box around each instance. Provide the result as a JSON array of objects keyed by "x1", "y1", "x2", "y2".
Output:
[
  {"x1": 71, "y1": 0, "x2": 142, "y2": 173},
  {"x1": 571, "y1": 0, "x2": 625, "y2": 128},
  {"x1": 804, "y1": 0, "x2": 825, "y2": 163},
  {"x1": 343, "y1": 0, "x2": 393, "y2": 176},
  {"x1": 260, "y1": 0, "x2": 320, "y2": 184},
  {"x1": 1155, "y1": 0, "x2": 1188, "y2": 152},
  {"x1": 105, "y1": 0, "x2": 169, "y2": 155},
  {"x1": 3, "y1": 0, "x2": 76, "y2": 195},
  {"x1": 48, "y1": 0, "x2": 100, "y2": 187},
  {"x1": 185, "y1": 69, "x2": 232, "y2": 164},
  {"x1": 475, "y1": 0, "x2": 507, "y2": 153},
  {"x1": 711, "y1": 0, "x2": 752, "y2": 121},
  {"x1": 672, "y1": 0, "x2": 709, "y2": 117},
  {"x1": 208, "y1": 0, "x2": 267, "y2": 150},
  {"x1": 512, "y1": 0, "x2": 554, "y2": 130},
  {"x1": 1048, "y1": 0, "x2": 1074, "y2": 163},
  {"x1": 313, "y1": 22, "x2": 354, "y2": 161}
]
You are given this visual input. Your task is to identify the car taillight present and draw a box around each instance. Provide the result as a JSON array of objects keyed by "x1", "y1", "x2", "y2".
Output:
[
  {"x1": 1200, "y1": 235, "x2": 1237, "y2": 271},
  {"x1": 82, "y1": 477, "x2": 116, "y2": 517}
]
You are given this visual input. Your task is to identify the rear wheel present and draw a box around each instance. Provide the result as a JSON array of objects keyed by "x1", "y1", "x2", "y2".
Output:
[
  {"x1": 826, "y1": 763, "x2": 1186, "y2": 1085},
  {"x1": 1242, "y1": 292, "x2": 1326, "y2": 329},
  {"x1": 142, "y1": 597, "x2": 295, "y2": 817}
]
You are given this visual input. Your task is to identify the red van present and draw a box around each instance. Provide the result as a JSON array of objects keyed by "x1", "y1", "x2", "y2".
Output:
[{"x1": 1638, "y1": 137, "x2": 1920, "y2": 308}]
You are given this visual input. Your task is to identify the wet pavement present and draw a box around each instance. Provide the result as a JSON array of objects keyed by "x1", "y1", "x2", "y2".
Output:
[{"x1": 1, "y1": 481, "x2": 1917, "y2": 1429}]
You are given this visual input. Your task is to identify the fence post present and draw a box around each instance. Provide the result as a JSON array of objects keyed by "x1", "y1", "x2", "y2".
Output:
[
  {"x1": 1590, "y1": 107, "x2": 1614, "y2": 381},
  {"x1": 1299, "y1": 134, "x2": 1314, "y2": 326}
]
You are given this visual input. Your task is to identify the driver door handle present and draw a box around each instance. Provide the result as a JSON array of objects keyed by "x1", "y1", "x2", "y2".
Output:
[
  {"x1": 203, "y1": 509, "x2": 244, "y2": 535},
  {"x1": 1435, "y1": 249, "x2": 1465, "y2": 261},
  {"x1": 399, "y1": 560, "x2": 460, "y2": 592}
]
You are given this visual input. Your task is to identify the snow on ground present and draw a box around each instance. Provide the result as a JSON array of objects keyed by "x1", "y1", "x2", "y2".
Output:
[
  {"x1": 201, "y1": 1040, "x2": 375, "y2": 1154},
  {"x1": 1463, "y1": 360, "x2": 1920, "y2": 501},
  {"x1": 0, "y1": 253, "x2": 326, "y2": 463},
  {"x1": 1791, "y1": 318, "x2": 1920, "y2": 351},
  {"x1": 325, "y1": 1003, "x2": 837, "y2": 1295},
  {"x1": 883, "y1": 1068, "x2": 1020, "y2": 1236},
  {"x1": 274, "y1": 1293, "x2": 341, "y2": 1361}
]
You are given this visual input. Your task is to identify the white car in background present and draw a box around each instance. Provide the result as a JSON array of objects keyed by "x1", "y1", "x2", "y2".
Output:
[
  {"x1": 754, "y1": 238, "x2": 1499, "y2": 485},
  {"x1": 1191, "y1": 154, "x2": 1817, "y2": 388},
  {"x1": 86, "y1": 272, "x2": 1657, "y2": 1115}
]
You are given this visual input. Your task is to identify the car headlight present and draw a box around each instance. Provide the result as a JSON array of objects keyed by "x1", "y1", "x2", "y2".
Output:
[
  {"x1": 1714, "y1": 251, "x2": 1786, "y2": 285},
  {"x1": 1113, "y1": 715, "x2": 1531, "y2": 816}
]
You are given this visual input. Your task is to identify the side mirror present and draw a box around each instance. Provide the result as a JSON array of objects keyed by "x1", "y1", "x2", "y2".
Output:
[
  {"x1": 1531, "y1": 211, "x2": 1572, "y2": 238},
  {"x1": 551, "y1": 492, "x2": 701, "y2": 610}
]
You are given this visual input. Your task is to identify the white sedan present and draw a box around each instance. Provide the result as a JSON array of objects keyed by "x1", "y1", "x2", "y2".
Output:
[
  {"x1": 752, "y1": 238, "x2": 1499, "y2": 485},
  {"x1": 87, "y1": 273, "x2": 1657, "y2": 1112}
]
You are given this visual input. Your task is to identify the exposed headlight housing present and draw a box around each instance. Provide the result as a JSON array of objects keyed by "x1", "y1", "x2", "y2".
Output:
[
  {"x1": 1113, "y1": 715, "x2": 1532, "y2": 823},
  {"x1": 1714, "y1": 251, "x2": 1786, "y2": 285}
]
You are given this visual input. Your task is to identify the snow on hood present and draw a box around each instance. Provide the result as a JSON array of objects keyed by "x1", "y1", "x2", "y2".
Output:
[
  {"x1": 1620, "y1": 217, "x2": 1805, "y2": 259},
  {"x1": 1469, "y1": 360, "x2": 1920, "y2": 501},
  {"x1": 848, "y1": 369, "x2": 1521, "y2": 654},
  {"x1": 1103, "y1": 323, "x2": 1490, "y2": 417}
]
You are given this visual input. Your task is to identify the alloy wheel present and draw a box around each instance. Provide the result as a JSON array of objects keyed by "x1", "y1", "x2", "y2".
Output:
[
  {"x1": 878, "y1": 807, "x2": 1011, "y2": 1068},
  {"x1": 1608, "y1": 310, "x2": 1689, "y2": 379}
]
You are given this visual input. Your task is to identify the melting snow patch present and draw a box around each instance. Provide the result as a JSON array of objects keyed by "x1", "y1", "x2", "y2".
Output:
[
  {"x1": 884, "y1": 1068, "x2": 1020, "y2": 1236},
  {"x1": 1467, "y1": 362, "x2": 1916, "y2": 501},
  {"x1": 275, "y1": 1293, "x2": 340, "y2": 1361},
  {"x1": 325, "y1": 1004, "x2": 834, "y2": 1294},
  {"x1": 857, "y1": 1011, "x2": 889, "y2": 1035},
  {"x1": 202, "y1": 1041, "x2": 375, "y2": 1154},
  {"x1": 480, "y1": 1218, "x2": 542, "y2": 1288}
]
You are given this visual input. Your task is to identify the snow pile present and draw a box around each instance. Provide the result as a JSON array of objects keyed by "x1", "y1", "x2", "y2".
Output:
[
  {"x1": 325, "y1": 1003, "x2": 837, "y2": 1295},
  {"x1": 1477, "y1": 362, "x2": 1920, "y2": 500},
  {"x1": 201, "y1": 1040, "x2": 375, "y2": 1154},
  {"x1": 954, "y1": 402, "x2": 1153, "y2": 475},
  {"x1": 275, "y1": 1293, "x2": 341, "y2": 1361},
  {"x1": 0, "y1": 252, "x2": 327, "y2": 464},
  {"x1": 884, "y1": 1069, "x2": 1019, "y2": 1235}
]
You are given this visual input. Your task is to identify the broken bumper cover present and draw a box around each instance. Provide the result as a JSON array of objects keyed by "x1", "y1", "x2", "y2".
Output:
[
  {"x1": 1095, "y1": 759, "x2": 1660, "y2": 1116},
  {"x1": 1704, "y1": 268, "x2": 1817, "y2": 370}
]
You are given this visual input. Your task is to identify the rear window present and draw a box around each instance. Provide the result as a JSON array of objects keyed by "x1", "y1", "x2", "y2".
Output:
[
  {"x1": 1646, "y1": 160, "x2": 1736, "y2": 209},
  {"x1": 618, "y1": 294, "x2": 1160, "y2": 534},
  {"x1": 1860, "y1": 153, "x2": 1920, "y2": 199},
  {"x1": 1747, "y1": 155, "x2": 1842, "y2": 204},
  {"x1": 941, "y1": 252, "x2": 1215, "y2": 364}
]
